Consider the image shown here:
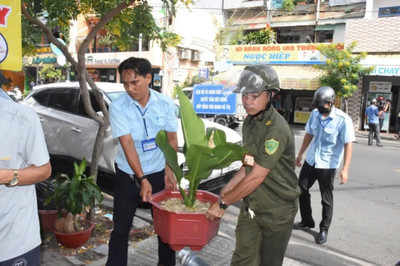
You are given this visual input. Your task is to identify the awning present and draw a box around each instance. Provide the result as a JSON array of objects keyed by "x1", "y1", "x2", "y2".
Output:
[{"x1": 212, "y1": 65, "x2": 324, "y2": 90}]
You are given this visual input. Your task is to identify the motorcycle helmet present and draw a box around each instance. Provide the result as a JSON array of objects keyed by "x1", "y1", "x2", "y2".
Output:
[
  {"x1": 313, "y1": 86, "x2": 336, "y2": 108},
  {"x1": 233, "y1": 64, "x2": 280, "y2": 94}
]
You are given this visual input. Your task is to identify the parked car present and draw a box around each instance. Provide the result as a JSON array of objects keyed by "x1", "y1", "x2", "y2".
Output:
[{"x1": 23, "y1": 82, "x2": 243, "y2": 195}]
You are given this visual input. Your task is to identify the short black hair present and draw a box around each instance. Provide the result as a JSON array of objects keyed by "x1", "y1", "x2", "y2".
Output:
[{"x1": 118, "y1": 57, "x2": 152, "y2": 77}]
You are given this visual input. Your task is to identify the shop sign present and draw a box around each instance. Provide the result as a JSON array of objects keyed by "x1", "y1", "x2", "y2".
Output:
[
  {"x1": 85, "y1": 55, "x2": 121, "y2": 65},
  {"x1": 369, "y1": 81, "x2": 392, "y2": 93},
  {"x1": 32, "y1": 56, "x2": 57, "y2": 65},
  {"x1": 371, "y1": 66, "x2": 400, "y2": 76},
  {"x1": 0, "y1": 0, "x2": 22, "y2": 71},
  {"x1": 216, "y1": 43, "x2": 344, "y2": 65}
]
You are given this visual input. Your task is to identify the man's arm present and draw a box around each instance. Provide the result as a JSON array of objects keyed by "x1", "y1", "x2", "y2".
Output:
[
  {"x1": 295, "y1": 133, "x2": 313, "y2": 167},
  {"x1": 339, "y1": 142, "x2": 353, "y2": 184},
  {"x1": 119, "y1": 134, "x2": 152, "y2": 201},
  {"x1": 165, "y1": 131, "x2": 178, "y2": 190},
  {"x1": 206, "y1": 163, "x2": 269, "y2": 221},
  {"x1": 0, "y1": 162, "x2": 51, "y2": 186}
]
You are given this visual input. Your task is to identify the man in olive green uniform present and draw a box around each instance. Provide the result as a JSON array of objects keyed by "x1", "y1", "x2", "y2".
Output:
[{"x1": 206, "y1": 65, "x2": 300, "y2": 266}]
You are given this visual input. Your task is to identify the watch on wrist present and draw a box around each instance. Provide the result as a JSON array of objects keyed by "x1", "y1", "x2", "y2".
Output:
[
  {"x1": 137, "y1": 175, "x2": 148, "y2": 184},
  {"x1": 218, "y1": 199, "x2": 228, "y2": 210},
  {"x1": 6, "y1": 170, "x2": 19, "y2": 187}
]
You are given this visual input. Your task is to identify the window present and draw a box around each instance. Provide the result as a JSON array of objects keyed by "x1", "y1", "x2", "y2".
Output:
[
  {"x1": 77, "y1": 91, "x2": 103, "y2": 118},
  {"x1": 32, "y1": 90, "x2": 50, "y2": 106},
  {"x1": 46, "y1": 88, "x2": 78, "y2": 113},
  {"x1": 34, "y1": 88, "x2": 78, "y2": 113}
]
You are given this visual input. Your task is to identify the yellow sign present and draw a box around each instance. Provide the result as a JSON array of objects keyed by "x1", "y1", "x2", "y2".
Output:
[{"x1": 0, "y1": 1, "x2": 22, "y2": 71}]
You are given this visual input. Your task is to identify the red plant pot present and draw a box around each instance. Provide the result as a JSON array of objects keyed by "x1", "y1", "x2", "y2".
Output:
[
  {"x1": 54, "y1": 220, "x2": 95, "y2": 249},
  {"x1": 149, "y1": 190, "x2": 220, "y2": 251}
]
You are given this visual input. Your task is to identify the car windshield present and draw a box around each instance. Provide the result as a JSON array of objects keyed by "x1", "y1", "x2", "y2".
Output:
[{"x1": 105, "y1": 91, "x2": 125, "y2": 102}]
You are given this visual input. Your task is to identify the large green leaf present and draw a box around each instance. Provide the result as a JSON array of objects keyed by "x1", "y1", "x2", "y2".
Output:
[
  {"x1": 212, "y1": 143, "x2": 246, "y2": 170},
  {"x1": 185, "y1": 145, "x2": 217, "y2": 182},
  {"x1": 177, "y1": 88, "x2": 208, "y2": 150},
  {"x1": 209, "y1": 129, "x2": 227, "y2": 146},
  {"x1": 155, "y1": 130, "x2": 183, "y2": 182}
]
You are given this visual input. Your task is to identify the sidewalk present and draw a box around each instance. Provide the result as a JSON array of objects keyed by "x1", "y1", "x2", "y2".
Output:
[{"x1": 41, "y1": 195, "x2": 309, "y2": 266}]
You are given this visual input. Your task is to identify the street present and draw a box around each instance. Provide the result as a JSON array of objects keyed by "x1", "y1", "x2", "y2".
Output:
[
  {"x1": 285, "y1": 126, "x2": 400, "y2": 266},
  {"x1": 230, "y1": 123, "x2": 400, "y2": 265}
]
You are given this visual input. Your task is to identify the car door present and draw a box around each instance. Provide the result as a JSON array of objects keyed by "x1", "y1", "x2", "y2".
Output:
[{"x1": 40, "y1": 87, "x2": 82, "y2": 159}]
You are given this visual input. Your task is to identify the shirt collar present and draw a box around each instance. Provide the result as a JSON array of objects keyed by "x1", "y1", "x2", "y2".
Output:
[
  {"x1": 125, "y1": 88, "x2": 158, "y2": 108},
  {"x1": 319, "y1": 106, "x2": 337, "y2": 120}
]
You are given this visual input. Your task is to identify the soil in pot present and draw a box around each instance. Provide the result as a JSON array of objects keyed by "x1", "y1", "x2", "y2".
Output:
[{"x1": 160, "y1": 198, "x2": 210, "y2": 213}]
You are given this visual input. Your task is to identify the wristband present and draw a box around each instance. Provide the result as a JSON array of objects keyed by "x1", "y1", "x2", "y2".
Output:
[{"x1": 137, "y1": 175, "x2": 148, "y2": 184}]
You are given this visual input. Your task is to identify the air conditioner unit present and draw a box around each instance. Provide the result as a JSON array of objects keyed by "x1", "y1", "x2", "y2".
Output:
[
  {"x1": 179, "y1": 49, "x2": 190, "y2": 60},
  {"x1": 192, "y1": 51, "x2": 200, "y2": 61}
]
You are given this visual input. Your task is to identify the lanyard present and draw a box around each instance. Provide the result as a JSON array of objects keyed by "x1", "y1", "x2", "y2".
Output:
[
  {"x1": 136, "y1": 105, "x2": 149, "y2": 138},
  {"x1": 318, "y1": 115, "x2": 332, "y2": 129}
]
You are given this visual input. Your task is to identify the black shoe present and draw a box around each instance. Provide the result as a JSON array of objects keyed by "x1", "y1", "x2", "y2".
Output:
[
  {"x1": 293, "y1": 221, "x2": 315, "y2": 230},
  {"x1": 316, "y1": 231, "x2": 328, "y2": 244},
  {"x1": 368, "y1": 144, "x2": 372, "y2": 146},
  {"x1": 377, "y1": 144, "x2": 383, "y2": 147}
]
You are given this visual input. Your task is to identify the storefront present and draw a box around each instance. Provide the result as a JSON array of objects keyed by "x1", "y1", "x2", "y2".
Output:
[{"x1": 362, "y1": 72, "x2": 400, "y2": 133}]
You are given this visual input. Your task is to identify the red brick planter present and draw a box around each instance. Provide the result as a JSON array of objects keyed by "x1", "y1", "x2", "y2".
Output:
[{"x1": 149, "y1": 190, "x2": 220, "y2": 251}]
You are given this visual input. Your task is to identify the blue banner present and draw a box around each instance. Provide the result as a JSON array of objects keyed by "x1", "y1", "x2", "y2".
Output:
[{"x1": 193, "y1": 84, "x2": 237, "y2": 115}]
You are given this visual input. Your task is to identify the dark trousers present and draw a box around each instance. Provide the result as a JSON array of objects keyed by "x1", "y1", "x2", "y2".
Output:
[
  {"x1": 0, "y1": 245, "x2": 40, "y2": 266},
  {"x1": 106, "y1": 167, "x2": 175, "y2": 266},
  {"x1": 368, "y1": 123, "x2": 381, "y2": 145},
  {"x1": 298, "y1": 161, "x2": 336, "y2": 232}
]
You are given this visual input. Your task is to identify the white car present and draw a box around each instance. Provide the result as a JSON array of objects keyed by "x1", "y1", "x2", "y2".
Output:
[{"x1": 23, "y1": 82, "x2": 242, "y2": 194}]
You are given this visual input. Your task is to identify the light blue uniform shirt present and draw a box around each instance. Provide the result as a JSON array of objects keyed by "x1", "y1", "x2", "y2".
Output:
[
  {"x1": 0, "y1": 98, "x2": 50, "y2": 261},
  {"x1": 365, "y1": 104, "x2": 379, "y2": 124},
  {"x1": 109, "y1": 89, "x2": 178, "y2": 175},
  {"x1": 305, "y1": 107, "x2": 355, "y2": 169}
]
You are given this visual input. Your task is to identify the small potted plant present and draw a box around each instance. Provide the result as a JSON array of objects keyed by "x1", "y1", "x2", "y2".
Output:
[
  {"x1": 44, "y1": 158, "x2": 103, "y2": 248},
  {"x1": 149, "y1": 88, "x2": 247, "y2": 251}
]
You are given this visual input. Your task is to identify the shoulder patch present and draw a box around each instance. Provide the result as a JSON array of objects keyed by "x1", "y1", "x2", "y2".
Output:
[{"x1": 265, "y1": 139, "x2": 279, "y2": 155}]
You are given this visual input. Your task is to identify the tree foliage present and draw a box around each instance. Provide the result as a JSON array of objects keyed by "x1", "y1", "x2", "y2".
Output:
[
  {"x1": 315, "y1": 41, "x2": 374, "y2": 99},
  {"x1": 238, "y1": 28, "x2": 276, "y2": 45},
  {"x1": 21, "y1": 0, "x2": 191, "y2": 200}
]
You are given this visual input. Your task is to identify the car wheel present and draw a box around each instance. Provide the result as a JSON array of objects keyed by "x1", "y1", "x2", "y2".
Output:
[{"x1": 215, "y1": 117, "x2": 227, "y2": 126}]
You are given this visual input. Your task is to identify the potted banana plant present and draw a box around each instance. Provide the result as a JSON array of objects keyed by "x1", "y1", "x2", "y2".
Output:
[
  {"x1": 44, "y1": 158, "x2": 103, "y2": 249},
  {"x1": 149, "y1": 87, "x2": 247, "y2": 251}
]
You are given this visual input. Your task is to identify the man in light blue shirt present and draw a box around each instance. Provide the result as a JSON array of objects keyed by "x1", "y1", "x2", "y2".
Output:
[
  {"x1": 0, "y1": 74, "x2": 51, "y2": 265},
  {"x1": 107, "y1": 57, "x2": 178, "y2": 266},
  {"x1": 365, "y1": 98, "x2": 387, "y2": 147},
  {"x1": 293, "y1": 87, "x2": 355, "y2": 245}
]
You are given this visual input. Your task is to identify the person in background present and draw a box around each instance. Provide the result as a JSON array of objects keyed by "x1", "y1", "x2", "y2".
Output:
[
  {"x1": 376, "y1": 96, "x2": 386, "y2": 133},
  {"x1": 293, "y1": 86, "x2": 355, "y2": 245},
  {"x1": 365, "y1": 98, "x2": 388, "y2": 147},
  {"x1": 282, "y1": 93, "x2": 293, "y2": 123},
  {"x1": 106, "y1": 57, "x2": 178, "y2": 266},
  {"x1": 206, "y1": 64, "x2": 300, "y2": 266},
  {"x1": 0, "y1": 72, "x2": 52, "y2": 266},
  {"x1": 394, "y1": 110, "x2": 400, "y2": 140}
]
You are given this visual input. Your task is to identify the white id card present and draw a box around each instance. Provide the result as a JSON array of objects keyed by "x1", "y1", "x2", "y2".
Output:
[{"x1": 142, "y1": 138, "x2": 157, "y2": 152}]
